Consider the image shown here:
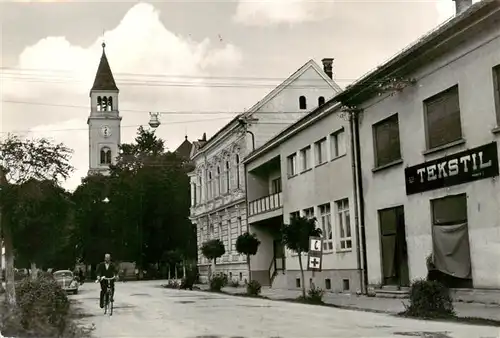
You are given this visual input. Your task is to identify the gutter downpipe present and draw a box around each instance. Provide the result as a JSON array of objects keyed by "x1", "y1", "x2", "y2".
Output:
[
  {"x1": 353, "y1": 110, "x2": 369, "y2": 294},
  {"x1": 349, "y1": 112, "x2": 364, "y2": 294}
]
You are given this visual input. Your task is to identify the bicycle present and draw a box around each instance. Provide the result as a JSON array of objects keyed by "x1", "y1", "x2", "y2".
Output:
[{"x1": 96, "y1": 276, "x2": 116, "y2": 316}]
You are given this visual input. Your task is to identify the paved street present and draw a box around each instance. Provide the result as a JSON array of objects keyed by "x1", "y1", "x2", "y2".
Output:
[{"x1": 72, "y1": 281, "x2": 499, "y2": 338}]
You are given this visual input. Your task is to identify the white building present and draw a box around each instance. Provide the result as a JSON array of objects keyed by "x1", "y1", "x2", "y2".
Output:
[
  {"x1": 334, "y1": 0, "x2": 500, "y2": 299},
  {"x1": 87, "y1": 42, "x2": 122, "y2": 176},
  {"x1": 189, "y1": 59, "x2": 342, "y2": 283},
  {"x1": 244, "y1": 101, "x2": 363, "y2": 292}
]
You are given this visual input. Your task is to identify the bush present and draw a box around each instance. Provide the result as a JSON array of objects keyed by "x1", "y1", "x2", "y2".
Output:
[
  {"x1": 306, "y1": 285, "x2": 325, "y2": 304},
  {"x1": 209, "y1": 272, "x2": 228, "y2": 292},
  {"x1": 1, "y1": 275, "x2": 83, "y2": 337},
  {"x1": 404, "y1": 279, "x2": 455, "y2": 318},
  {"x1": 229, "y1": 279, "x2": 240, "y2": 287},
  {"x1": 246, "y1": 280, "x2": 262, "y2": 296},
  {"x1": 180, "y1": 268, "x2": 198, "y2": 290}
]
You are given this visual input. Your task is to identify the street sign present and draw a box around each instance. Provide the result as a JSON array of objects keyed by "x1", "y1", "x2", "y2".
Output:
[{"x1": 307, "y1": 236, "x2": 323, "y2": 271}]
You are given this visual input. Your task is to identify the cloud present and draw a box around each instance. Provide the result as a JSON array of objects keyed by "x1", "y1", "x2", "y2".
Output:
[
  {"x1": 233, "y1": 0, "x2": 335, "y2": 26},
  {"x1": 2, "y1": 2, "x2": 243, "y2": 191}
]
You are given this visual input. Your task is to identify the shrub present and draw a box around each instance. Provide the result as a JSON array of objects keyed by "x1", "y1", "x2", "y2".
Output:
[
  {"x1": 404, "y1": 279, "x2": 455, "y2": 318},
  {"x1": 246, "y1": 280, "x2": 262, "y2": 297},
  {"x1": 1, "y1": 275, "x2": 76, "y2": 337},
  {"x1": 229, "y1": 279, "x2": 240, "y2": 287},
  {"x1": 209, "y1": 272, "x2": 228, "y2": 292},
  {"x1": 180, "y1": 268, "x2": 198, "y2": 290},
  {"x1": 306, "y1": 285, "x2": 325, "y2": 304}
]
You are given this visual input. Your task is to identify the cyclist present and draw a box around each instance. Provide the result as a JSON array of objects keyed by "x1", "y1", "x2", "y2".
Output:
[{"x1": 96, "y1": 253, "x2": 118, "y2": 308}]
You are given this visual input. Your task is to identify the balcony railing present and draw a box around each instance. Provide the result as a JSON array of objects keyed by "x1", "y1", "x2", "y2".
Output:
[{"x1": 248, "y1": 192, "x2": 283, "y2": 216}]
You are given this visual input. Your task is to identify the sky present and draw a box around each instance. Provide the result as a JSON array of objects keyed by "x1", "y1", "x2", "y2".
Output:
[{"x1": 0, "y1": 0, "x2": 479, "y2": 191}]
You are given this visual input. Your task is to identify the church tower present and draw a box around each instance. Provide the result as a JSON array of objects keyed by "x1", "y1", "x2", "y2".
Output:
[{"x1": 88, "y1": 42, "x2": 121, "y2": 176}]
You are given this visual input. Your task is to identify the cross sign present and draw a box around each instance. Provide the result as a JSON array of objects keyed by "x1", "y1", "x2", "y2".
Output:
[{"x1": 311, "y1": 258, "x2": 319, "y2": 267}]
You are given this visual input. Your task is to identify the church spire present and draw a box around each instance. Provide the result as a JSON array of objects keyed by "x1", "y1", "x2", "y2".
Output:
[{"x1": 90, "y1": 42, "x2": 119, "y2": 93}]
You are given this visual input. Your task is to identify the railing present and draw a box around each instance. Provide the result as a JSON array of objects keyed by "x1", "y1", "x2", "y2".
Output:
[{"x1": 248, "y1": 192, "x2": 283, "y2": 216}]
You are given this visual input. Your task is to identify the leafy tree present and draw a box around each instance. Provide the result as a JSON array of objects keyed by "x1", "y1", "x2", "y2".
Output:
[
  {"x1": 3, "y1": 179, "x2": 73, "y2": 275},
  {"x1": 281, "y1": 216, "x2": 322, "y2": 298},
  {"x1": 235, "y1": 232, "x2": 261, "y2": 281},
  {"x1": 72, "y1": 127, "x2": 195, "y2": 279},
  {"x1": 201, "y1": 239, "x2": 225, "y2": 278},
  {"x1": 0, "y1": 134, "x2": 73, "y2": 306}
]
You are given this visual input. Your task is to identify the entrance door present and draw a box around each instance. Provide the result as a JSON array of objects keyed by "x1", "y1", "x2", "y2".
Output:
[
  {"x1": 379, "y1": 206, "x2": 410, "y2": 287},
  {"x1": 273, "y1": 239, "x2": 285, "y2": 271}
]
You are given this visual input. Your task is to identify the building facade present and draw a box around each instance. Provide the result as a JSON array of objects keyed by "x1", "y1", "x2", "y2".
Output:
[
  {"x1": 334, "y1": 0, "x2": 500, "y2": 296},
  {"x1": 189, "y1": 59, "x2": 342, "y2": 283},
  {"x1": 244, "y1": 101, "x2": 363, "y2": 292},
  {"x1": 88, "y1": 43, "x2": 122, "y2": 176}
]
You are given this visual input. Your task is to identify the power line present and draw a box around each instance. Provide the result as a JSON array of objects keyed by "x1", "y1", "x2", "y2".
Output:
[{"x1": 1, "y1": 98, "x2": 324, "y2": 116}]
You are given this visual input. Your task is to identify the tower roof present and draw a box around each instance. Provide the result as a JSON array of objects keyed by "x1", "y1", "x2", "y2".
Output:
[
  {"x1": 91, "y1": 42, "x2": 119, "y2": 92},
  {"x1": 174, "y1": 136, "x2": 193, "y2": 159}
]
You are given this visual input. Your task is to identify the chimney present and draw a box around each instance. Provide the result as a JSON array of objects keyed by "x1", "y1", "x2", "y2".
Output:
[
  {"x1": 321, "y1": 58, "x2": 334, "y2": 79},
  {"x1": 453, "y1": 0, "x2": 472, "y2": 15}
]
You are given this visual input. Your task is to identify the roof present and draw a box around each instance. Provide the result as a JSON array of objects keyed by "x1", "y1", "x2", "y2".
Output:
[
  {"x1": 335, "y1": 0, "x2": 498, "y2": 105},
  {"x1": 91, "y1": 43, "x2": 119, "y2": 93},
  {"x1": 191, "y1": 59, "x2": 342, "y2": 160},
  {"x1": 174, "y1": 137, "x2": 193, "y2": 159}
]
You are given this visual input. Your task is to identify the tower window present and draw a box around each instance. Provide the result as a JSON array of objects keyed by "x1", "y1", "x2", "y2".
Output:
[
  {"x1": 318, "y1": 96, "x2": 325, "y2": 106},
  {"x1": 100, "y1": 147, "x2": 112, "y2": 165},
  {"x1": 97, "y1": 97, "x2": 102, "y2": 111},
  {"x1": 107, "y1": 97, "x2": 113, "y2": 111},
  {"x1": 299, "y1": 96, "x2": 307, "y2": 110}
]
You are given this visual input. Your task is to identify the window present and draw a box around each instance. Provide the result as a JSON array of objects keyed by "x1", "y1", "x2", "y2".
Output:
[
  {"x1": 225, "y1": 161, "x2": 230, "y2": 193},
  {"x1": 431, "y1": 194, "x2": 467, "y2": 226},
  {"x1": 303, "y1": 207, "x2": 314, "y2": 219},
  {"x1": 318, "y1": 96, "x2": 325, "y2": 106},
  {"x1": 237, "y1": 217, "x2": 242, "y2": 237},
  {"x1": 330, "y1": 129, "x2": 346, "y2": 159},
  {"x1": 209, "y1": 224, "x2": 214, "y2": 237},
  {"x1": 424, "y1": 85, "x2": 462, "y2": 149},
  {"x1": 319, "y1": 203, "x2": 333, "y2": 251},
  {"x1": 300, "y1": 146, "x2": 311, "y2": 172},
  {"x1": 235, "y1": 154, "x2": 240, "y2": 188},
  {"x1": 299, "y1": 96, "x2": 307, "y2": 110},
  {"x1": 271, "y1": 177, "x2": 282, "y2": 194},
  {"x1": 373, "y1": 114, "x2": 401, "y2": 167},
  {"x1": 287, "y1": 153, "x2": 297, "y2": 176},
  {"x1": 197, "y1": 176, "x2": 202, "y2": 203},
  {"x1": 216, "y1": 166, "x2": 221, "y2": 196},
  {"x1": 100, "y1": 147, "x2": 112, "y2": 165},
  {"x1": 218, "y1": 223, "x2": 224, "y2": 242},
  {"x1": 290, "y1": 211, "x2": 300, "y2": 221},
  {"x1": 207, "y1": 171, "x2": 212, "y2": 199},
  {"x1": 191, "y1": 183, "x2": 196, "y2": 206},
  {"x1": 336, "y1": 199, "x2": 352, "y2": 250},
  {"x1": 493, "y1": 65, "x2": 500, "y2": 125},
  {"x1": 315, "y1": 138, "x2": 327, "y2": 165}
]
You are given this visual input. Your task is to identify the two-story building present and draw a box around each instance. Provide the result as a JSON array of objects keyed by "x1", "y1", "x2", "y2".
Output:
[
  {"x1": 189, "y1": 59, "x2": 342, "y2": 283},
  {"x1": 334, "y1": 0, "x2": 500, "y2": 298},
  {"x1": 244, "y1": 99, "x2": 363, "y2": 292}
]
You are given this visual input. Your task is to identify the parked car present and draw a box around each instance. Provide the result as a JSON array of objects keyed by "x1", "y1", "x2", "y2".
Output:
[{"x1": 53, "y1": 270, "x2": 79, "y2": 294}]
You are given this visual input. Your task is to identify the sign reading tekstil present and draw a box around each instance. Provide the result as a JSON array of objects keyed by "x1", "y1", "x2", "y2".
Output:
[
  {"x1": 307, "y1": 237, "x2": 323, "y2": 272},
  {"x1": 405, "y1": 142, "x2": 499, "y2": 195}
]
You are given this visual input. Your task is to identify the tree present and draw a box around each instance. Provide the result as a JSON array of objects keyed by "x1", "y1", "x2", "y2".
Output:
[
  {"x1": 201, "y1": 239, "x2": 225, "y2": 279},
  {"x1": 235, "y1": 232, "x2": 261, "y2": 281},
  {"x1": 0, "y1": 134, "x2": 73, "y2": 306},
  {"x1": 281, "y1": 216, "x2": 322, "y2": 298},
  {"x1": 3, "y1": 179, "x2": 73, "y2": 277}
]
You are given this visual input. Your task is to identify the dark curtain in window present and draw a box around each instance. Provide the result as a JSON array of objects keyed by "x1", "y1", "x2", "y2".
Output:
[
  {"x1": 374, "y1": 114, "x2": 401, "y2": 167},
  {"x1": 426, "y1": 87, "x2": 462, "y2": 149}
]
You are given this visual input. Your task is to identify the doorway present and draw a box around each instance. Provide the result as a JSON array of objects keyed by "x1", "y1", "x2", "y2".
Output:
[
  {"x1": 379, "y1": 206, "x2": 410, "y2": 287},
  {"x1": 273, "y1": 239, "x2": 285, "y2": 271}
]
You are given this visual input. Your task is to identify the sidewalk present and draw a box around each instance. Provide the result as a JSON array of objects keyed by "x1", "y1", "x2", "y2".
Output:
[{"x1": 195, "y1": 284, "x2": 500, "y2": 322}]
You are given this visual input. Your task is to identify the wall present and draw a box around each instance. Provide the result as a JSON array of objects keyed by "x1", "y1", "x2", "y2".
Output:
[
  {"x1": 251, "y1": 66, "x2": 338, "y2": 150},
  {"x1": 279, "y1": 109, "x2": 358, "y2": 271},
  {"x1": 358, "y1": 20, "x2": 500, "y2": 288}
]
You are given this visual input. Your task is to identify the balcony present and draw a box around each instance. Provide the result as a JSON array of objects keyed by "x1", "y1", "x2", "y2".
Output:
[{"x1": 248, "y1": 192, "x2": 283, "y2": 217}]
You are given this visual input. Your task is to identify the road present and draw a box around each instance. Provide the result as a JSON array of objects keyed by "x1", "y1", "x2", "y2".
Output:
[{"x1": 72, "y1": 280, "x2": 499, "y2": 338}]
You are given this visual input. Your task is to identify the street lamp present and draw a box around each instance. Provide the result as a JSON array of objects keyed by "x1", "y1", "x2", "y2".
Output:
[
  {"x1": 149, "y1": 112, "x2": 161, "y2": 129},
  {"x1": 102, "y1": 197, "x2": 110, "y2": 204}
]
